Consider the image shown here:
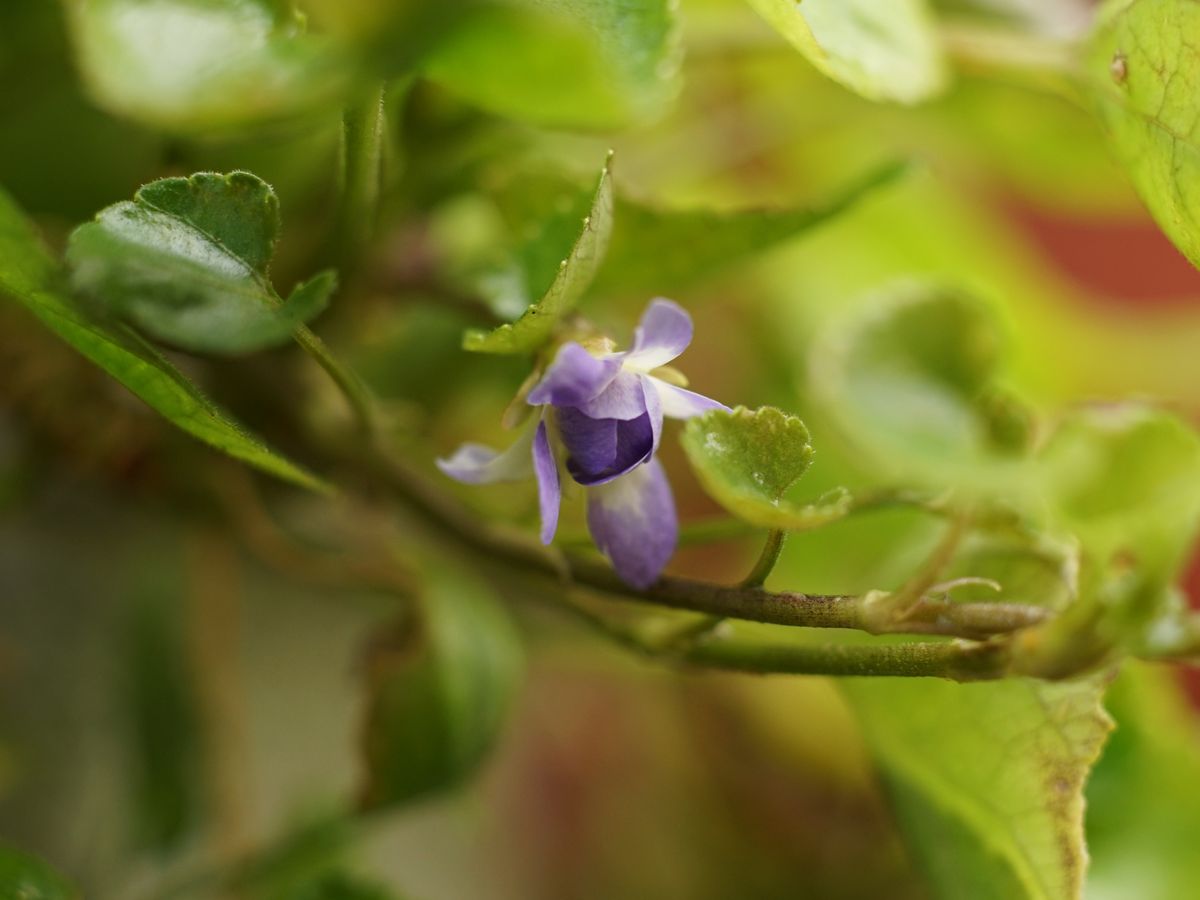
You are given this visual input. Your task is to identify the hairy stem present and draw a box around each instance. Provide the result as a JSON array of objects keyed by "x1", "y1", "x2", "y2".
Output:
[
  {"x1": 294, "y1": 325, "x2": 379, "y2": 439},
  {"x1": 338, "y1": 83, "x2": 387, "y2": 261},
  {"x1": 741, "y1": 529, "x2": 787, "y2": 589}
]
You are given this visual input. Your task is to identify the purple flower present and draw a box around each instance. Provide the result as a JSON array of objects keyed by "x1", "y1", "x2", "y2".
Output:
[{"x1": 438, "y1": 299, "x2": 727, "y2": 588}]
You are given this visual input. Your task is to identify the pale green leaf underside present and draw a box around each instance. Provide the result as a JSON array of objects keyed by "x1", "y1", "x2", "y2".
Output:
[
  {"x1": 423, "y1": 0, "x2": 680, "y2": 128},
  {"x1": 67, "y1": 0, "x2": 347, "y2": 132},
  {"x1": 67, "y1": 171, "x2": 331, "y2": 355},
  {"x1": 1085, "y1": 0, "x2": 1200, "y2": 271},
  {"x1": 845, "y1": 677, "x2": 1112, "y2": 900},
  {"x1": 0, "y1": 185, "x2": 327, "y2": 492},
  {"x1": 745, "y1": 0, "x2": 947, "y2": 104},
  {"x1": 464, "y1": 156, "x2": 614, "y2": 354},
  {"x1": 681, "y1": 406, "x2": 852, "y2": 530}
]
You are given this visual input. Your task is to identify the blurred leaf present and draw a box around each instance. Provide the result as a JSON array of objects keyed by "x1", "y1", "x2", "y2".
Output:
[
  {"x1": 1038, "y1": 404, "x2": 1200, "y2": 575},
  {"x1": 681, "y1": 405, "x2": 852, "y2": 530},
  {"x1": 809, "y1": 283, "x2": 1032, "y2": 495},
  {"x1": 67, "y1": 171, "x2": 335, "y2": 355},
  {"x1": 464, "y1": 155, "x2": 613, "y2": 354},
  {"x1": 359, "y1": 563, "x2": 523, "y2": 809},
  {"x1": 845, "y1": 676, "x2": 1112, "y2": 900},
  {"x1": 1084, "y1": 0, "x2": 1200, "y2": 271},
  {"x1": 423, "y1": 0, "x2": 680, "y2": 129},
  {"x1": 593, "y1": 160, "x2": 909, "y2": 296},
  {"x1": 1086, "y1": 663, "x2": 1200, "y2": 900},
  {"x1": 745, "y1": 0, "x2": 947, "y2": 104},
  {"x1": 124, "y1": 591, "x2": 201, "y2": 850},
  {"x1": 274, "y1": 872, "x2": 400, "y2": 900},
  {"x1": 0, "y1": 844, "x2": 78, "y2": 899},
  {"x1": 66, "y1": 0, "x2": 349, "y2": 133},
  {"x1": 0, "y1": 184, "x2": 328, "y2": 491}
]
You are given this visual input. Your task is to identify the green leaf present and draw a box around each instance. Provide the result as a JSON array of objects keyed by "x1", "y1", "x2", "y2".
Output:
[
  {"x1": 0, "y1": 844, "x2": 79, "y2": 900},
  {"x1": 0, "y1": 184, "x2": 327, "y2": 491},
  {"x1": 1086, "y1": 663, "x2": 1200, "y2": 900},
  {"x1": 809, "y1": 283, "x2": 1031, "y2": 495},
  {"x1": 463, "y1": 155, "x2": 614, "y2": 354},
  {"x1": 1038, "y1": 404, "x2": 1200, "y2": 575},
  {"x1": 681, "y1": 406, "x2": 852, "y2": 530},
  {"x1": 66, "y1": 0, "x2": 348, "y2": 132},
  {"x1": 745, "y1": 0, "x2": 947, "y2": 104},
  {"x1": 844, "y1": 676, "x2": 1112, "y2": 900},
  {"x1": 67, "y1": 171, "x2": 335, "y2": 355},
  {"x1": 1084, "y1": 0, "x2": 1200, "y2": 271},
  {"x1": 359, "y1": 563, "x2": 524, "y2": 809},
  {"x1": 272, "y1": 872, "x2": 400, "y2": 900},
  {"x1": 592, "y1": 160, "x2": 910, "y2": 297},
  {"x1": 423, "y1": 0, "x2": 680, "y2": 129}
]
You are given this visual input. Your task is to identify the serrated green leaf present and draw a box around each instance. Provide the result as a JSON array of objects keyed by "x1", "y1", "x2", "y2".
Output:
[
  {"x1": 1039, "y1": 404, "x2": 1200, "y2": 575},
  {"x1": 0, "y1": 184, "x2": 327, "y2": 492},
  {"x1": 0, "y1": 844, "x2": 79, "y2": 900},
  {"x1": 681, "y1": 406, "x2": 852, "y2": 530},
  {"x1": 845, "y1": 676, "x2": 1112, "y2": 900},
  {"x1": 592, "y1": 160, "x2": 909, "y2": 297},
  {"x1": 423, "y1": 0, "x2": 680, "y2": 129},
  {"x1": 359, "y1": 563, "x2": 524, "y2": 809},
  {"x1": 1084, "y1": 0, "x2": 1200, "y2": 271},
  {"x1": 66, "y1": 0, "x2": 348, "y2": 133},
  {"x1": 67, "y1": 171, "x2": 334, "y2": 355},
  {"x1": 745, "y1": 0, "x2": 947, "y2": 104},
  {"x1": 809, "y1": 284, "x2": 1032, "y2": 495},
  {"x1": 463, "y1": 156, "x2": 614, "y2": 354}
]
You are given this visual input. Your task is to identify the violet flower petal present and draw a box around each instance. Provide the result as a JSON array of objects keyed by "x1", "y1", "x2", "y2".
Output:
[
  {"x1": 649, "y1": 377, "x2": 730, "y2": 419},
  {"x1": 532, "y1": 419, "x2": 560, "y2": 544},
  {"x1": 624, "y1": 298, "x2": 693, "y2": 370},
  {"x1": 436, "y1": 423, "x2": 535, "y2": 484},
  {"x1": 557, "y1": 407, "x2": 618, "y2": 478},
  {"x1": 586, "y1": 457, "x2": 677, "y2": 588},
  {"x1": 527, "y1": 342, "x2": 622, "y2": 407},
  {"x1": 640, "y1": 374, "x2": 664, "y2": 453},
  {"x1": 576, "y1": 369, "x2": 647, "y2": 420}
]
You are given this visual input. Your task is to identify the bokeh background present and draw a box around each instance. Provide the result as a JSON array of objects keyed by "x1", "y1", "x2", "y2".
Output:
[{"x1": 3, "y1": 1, "x2": 1200, "y2": 898}]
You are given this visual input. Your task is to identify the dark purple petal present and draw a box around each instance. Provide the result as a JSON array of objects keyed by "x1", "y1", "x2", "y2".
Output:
[
  {"x1": 624, "y1": 298, "x2": 693, "y2": 370},
  {"x1": 436, "y1": 427, "x2": 534, "y2": 484},
  {"x1": 559, "y1": 407, "x2": 655, "y2": 486},
  {"x1": 586, "y1": 458, "x2": 677, "y2": 588},
  {"x1": 532, "y1": 419, "x2": 560, "y2": 544},
  {"x1": 647, "y1": 377, "x2": 730, "y2": 419},
  {"x1": 576, "y1": 370, "x2": 647, "y2": 420},
  {"x1": 557, "y1": 407, "x2": 617, "y2": 478},
  {"x1": 527, "y1": 342, "x2": 621, "y2": 407}
]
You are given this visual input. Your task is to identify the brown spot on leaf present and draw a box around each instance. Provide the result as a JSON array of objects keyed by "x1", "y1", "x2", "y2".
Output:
[{"x1": 1110, "y1": 52, "x2": 1128, "y2": 85}]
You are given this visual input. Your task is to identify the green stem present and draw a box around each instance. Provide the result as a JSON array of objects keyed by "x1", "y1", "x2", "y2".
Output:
[
  {"x1": 682, "y1": 635, "x2": 1010, "y2": 682},
  {"x1": 338, "y1": 83, "x2": 387, "y2": 261},
  {"x1": 294, "y1": 325, "x2": 379, "y2": 439},
  {"x1": 741, "y1": 529, "x2": 787, "y2": 589}
]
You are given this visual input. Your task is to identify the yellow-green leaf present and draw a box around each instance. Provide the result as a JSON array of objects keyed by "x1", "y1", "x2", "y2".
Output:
[
  {"x1": 745, "y1": 0, "x2": 947, "y2": 104},
  {"x1": 845, "y1": 676, "x2": 1112, "y2": 900},
  {"x1": 1084, "y1": 0, "x2": 1200, "y2": 271}
]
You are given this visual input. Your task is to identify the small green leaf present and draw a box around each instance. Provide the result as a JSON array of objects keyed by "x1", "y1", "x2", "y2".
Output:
[
  {"x1": 359, "y1": 563, "x2": 523, "y2": 809},
  {"x1": 1084, "y1": 0, "x2": 1200, "y2": 271},
  {"x1": 67, "y1": 171, "x2": 334, "y2": 355},
  {"x1": 745, "y1": 0, "x2": 947, "y2": 104},
  {"x1": 0, "y1": 844, "x2": 79, "y2": 900},
  {"x1": 463, "y1": 156, "x2": 614, "y2": 355},
  {"x1": 423, "y1": 0, "x2": 680, "y2": 129},
  {"x1": 844, "y1": 676, "x2": 1112, "y2": 900},
  {"x1": 593, "y1": 160, "x2": 909, "y2": 296},
  {"x1": 67, "y1": 0, "x2": 348, "y2": 132},
  {"x1": 0, "y1": 184, "x2": 327, "y2": 491},
  {"x1": 1039, "y1": 404, "x2": 1200, "y2": 575},
  {"x1": 809, "y1": 284, "x2": 1031, "y2": 495},
  {"x1": 681, "y1": 406, "x2": 851, "y2": 530}
]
